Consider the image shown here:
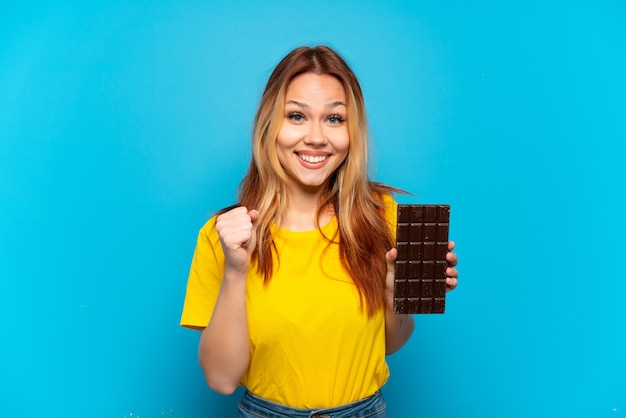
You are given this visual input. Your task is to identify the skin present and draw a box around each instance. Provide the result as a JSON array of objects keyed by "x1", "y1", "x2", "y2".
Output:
[
  {"x1": 198, "y1": 72, "x2": 459, "y2": 393},
  {"x1": 275, "y1": 72, "x2": 350, "y2": 230}
]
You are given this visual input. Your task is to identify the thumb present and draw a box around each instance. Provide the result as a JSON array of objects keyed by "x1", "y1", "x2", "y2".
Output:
[
  {"x1": 248, "y1": 209, "x2": 260, "y2": 222},
  {"x1": 386, "y1": 247, "x2": 397, "y2": 264},
  {"x1": 246, "y1": 209, "x2": 259, "y2": 252},
  {"x1": 385, "y1": 248, "x2": 397, "y2": 282}
]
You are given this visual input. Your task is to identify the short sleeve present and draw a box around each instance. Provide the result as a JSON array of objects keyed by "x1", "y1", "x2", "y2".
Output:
[{"x1": 180, "y1": 216, "x2": 225, "y2": 329}]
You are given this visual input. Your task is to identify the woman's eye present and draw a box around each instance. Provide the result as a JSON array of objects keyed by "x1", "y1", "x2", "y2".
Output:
[
  {"x1": 288, "y1": 112, "x2": 305, "y2": 122},
  {"x1": 327, "y1": 114, "x2": 345, "y2": 125}
]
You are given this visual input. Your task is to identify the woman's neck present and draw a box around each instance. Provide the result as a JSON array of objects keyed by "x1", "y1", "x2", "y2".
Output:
[{"x1": 280, "y1": 187, "x2": 334, "y2": 232}]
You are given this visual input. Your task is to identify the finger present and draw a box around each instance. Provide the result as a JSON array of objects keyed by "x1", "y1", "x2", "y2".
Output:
[
  {"x1": 216, "y1": 207, "x2": 255, "y2": 248},
  {"x1": 384, "y1": 248, "x2": 397, "y2": 292},
  {"x1": 225, "y1": 205, "x2": 249, "y2": 216},
  {"x1": 245, "y1": 210, "x2": 259, "y2": 251},
  {"x1": 446, "y1": 267, "x2": 458, "y2": 279},
  {"x1": 446, "y1": 251, "x2": 458, "y2": 266},
  {"x1": 216, "y1": 206, "x2": 248, "y2": 226},
  {"x1": 447, "y1": 240, "x2": 456, "y2": 251},
  {"x1": 446, "y1": 277, "x2": 458, "y2": 291},
  {"x1": 248, "y1": 209, "x2": 260, "y2": 222}
]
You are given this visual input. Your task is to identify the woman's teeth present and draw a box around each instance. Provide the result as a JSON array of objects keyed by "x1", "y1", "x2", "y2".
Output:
[{"x1": 298, "y1": 154, "x2": 327, "y2": 163}]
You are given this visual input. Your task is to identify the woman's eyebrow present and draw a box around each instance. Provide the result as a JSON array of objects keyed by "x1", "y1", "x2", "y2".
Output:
[
  {"x1": 326, "y1": 100, "x2": 347, "y2": 109},
  {"x1": 285, "y1": 100, "x2": 308, "y2": 108},
  {"x1": 285, "y1": 100, "x2": 346, "y2": 109}
]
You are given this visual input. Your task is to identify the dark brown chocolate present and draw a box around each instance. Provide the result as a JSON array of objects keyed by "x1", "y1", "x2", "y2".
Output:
[{"x1": 394, "y1": 204, "x2": 450, "y2": 314}]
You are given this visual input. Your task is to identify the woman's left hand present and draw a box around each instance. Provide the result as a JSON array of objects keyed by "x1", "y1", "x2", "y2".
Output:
[{"x1": 384, "y1": 240, "x2": 460, "y2": 311}]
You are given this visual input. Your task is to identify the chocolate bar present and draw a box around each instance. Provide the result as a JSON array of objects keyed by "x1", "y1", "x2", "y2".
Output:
[{"x1": 394, "y1": 204, "x2": 450, "y2": 314}]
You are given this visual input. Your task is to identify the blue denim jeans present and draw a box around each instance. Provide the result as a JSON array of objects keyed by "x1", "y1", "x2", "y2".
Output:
[{"x1": 235, "y1": 390, "x2": 388, "y2": 418}]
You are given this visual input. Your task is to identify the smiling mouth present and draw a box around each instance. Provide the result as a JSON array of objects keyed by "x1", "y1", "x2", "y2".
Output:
[{"x1": 296, "y1": 153, "x2": 328, "y2": 163}]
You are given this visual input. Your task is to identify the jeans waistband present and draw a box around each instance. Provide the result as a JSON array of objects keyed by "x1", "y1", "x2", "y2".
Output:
[{"x1": 236, "y1": 390, "x2": 387, "y2": 418}]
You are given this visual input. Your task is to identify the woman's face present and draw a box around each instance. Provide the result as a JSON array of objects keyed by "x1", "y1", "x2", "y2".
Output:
[{"x1": 276, "y1": 72, "x2": 350, "y2": 197}]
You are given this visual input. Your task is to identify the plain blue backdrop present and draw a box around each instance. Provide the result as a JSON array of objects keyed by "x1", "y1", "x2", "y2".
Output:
[{"x1": 1, "y1": 1, "x2": 625, "y2": 417}]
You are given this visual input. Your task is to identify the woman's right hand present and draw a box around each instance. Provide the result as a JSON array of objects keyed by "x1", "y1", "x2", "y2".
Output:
[{"x1": 215, "y1": 206, "x2": 259, "y2": 275}]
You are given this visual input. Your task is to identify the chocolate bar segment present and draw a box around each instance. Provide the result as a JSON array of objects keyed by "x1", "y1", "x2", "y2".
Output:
[{"x1": 394, "y1": 204, "x2": 450, "y2": 314}]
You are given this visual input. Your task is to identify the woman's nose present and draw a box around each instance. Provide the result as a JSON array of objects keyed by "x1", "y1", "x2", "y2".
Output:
[{"x1": 303, "y1": 122, "x2": 327, "y2": 146}]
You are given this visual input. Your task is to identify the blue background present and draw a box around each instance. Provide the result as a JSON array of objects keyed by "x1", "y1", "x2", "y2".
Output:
[{"x1": 1, "y1": 1, "x2": 625, "y2": 417}]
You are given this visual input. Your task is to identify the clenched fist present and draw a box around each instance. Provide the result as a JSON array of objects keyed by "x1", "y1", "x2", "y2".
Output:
[{"x1": 215, "y1": 206, "x2": 259, "y2": 275}]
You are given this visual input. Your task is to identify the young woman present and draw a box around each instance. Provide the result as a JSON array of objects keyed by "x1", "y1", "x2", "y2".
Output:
[{"x1": 181, "y1": 45, "x2": 459, "y2": 417}]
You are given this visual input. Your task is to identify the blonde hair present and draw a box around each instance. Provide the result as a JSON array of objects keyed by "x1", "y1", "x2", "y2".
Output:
[{"x1": 236, "y1": 46, "x2": 397, "y2": 316}]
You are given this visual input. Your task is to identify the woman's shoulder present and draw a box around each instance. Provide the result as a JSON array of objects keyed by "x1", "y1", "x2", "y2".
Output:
[
  {"x1": 370, "y1": 183, "x2": 400, "y2": 206},
  {"x1": 192, "y1": 216, "x2": 217, "y2": 253},
  {"x1": 381, "y1": 193, "x2": 398, "y2": 225},
  {"x1": 379, "y1": 191, "x2": 397, "y2": 205},
  {"x1": 199, "y1": 214, "x2": 218, "y2": 232},
  {"x1": 369, "y1": 183, "x2": 401, "y2": 226}
]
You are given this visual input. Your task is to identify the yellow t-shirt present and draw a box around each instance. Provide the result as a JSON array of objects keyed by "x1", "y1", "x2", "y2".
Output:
[{"x1": 180, "y1": 197, "x2": 398, "y2": 408}]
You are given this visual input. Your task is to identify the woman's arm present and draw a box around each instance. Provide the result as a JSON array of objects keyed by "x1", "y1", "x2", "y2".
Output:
[
  {"x1": 198, "y1": 268, "x2": 249, "y2": 394},
  {"x1": 197, "y1": 207, "x2": 258, "y2": 394},
  {"x1": 384, "y1": 304, "x2": 415, "y2": 355}
]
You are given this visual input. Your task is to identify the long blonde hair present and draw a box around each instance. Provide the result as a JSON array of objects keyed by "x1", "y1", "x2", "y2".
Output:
[{"x1": 237, "y1": 45, "x2": 397, "y2": 316}]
